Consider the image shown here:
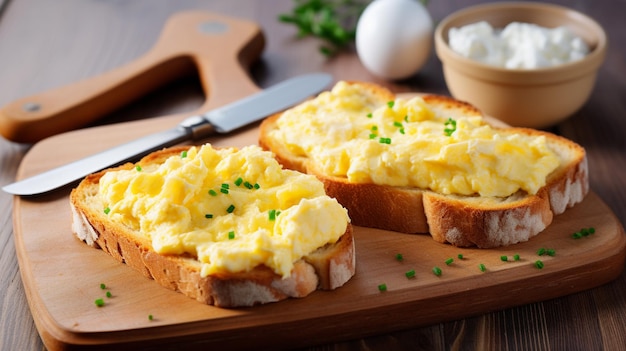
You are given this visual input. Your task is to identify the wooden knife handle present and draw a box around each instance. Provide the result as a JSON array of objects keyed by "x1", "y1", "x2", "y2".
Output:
[{"x1": 0, "y1": 11, "x2": 264, "y2": 143}]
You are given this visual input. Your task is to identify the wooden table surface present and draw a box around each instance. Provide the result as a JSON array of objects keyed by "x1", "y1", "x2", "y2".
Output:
[{"x1": 1, "y1": 0, "x2": 624, "y2": 350}]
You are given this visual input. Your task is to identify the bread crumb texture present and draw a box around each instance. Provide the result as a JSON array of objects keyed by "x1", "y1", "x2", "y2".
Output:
[{"x1": 98, "y1": 144, "x2": 350, "y2": 279}]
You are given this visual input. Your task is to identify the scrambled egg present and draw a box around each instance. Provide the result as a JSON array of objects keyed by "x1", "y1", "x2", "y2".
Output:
[
  {"x1": 99, "y1": 144, "x2": 349, "y2": 279},
  {"x1": 270, "y1": 81, "x2": 560, "y2": 197}
]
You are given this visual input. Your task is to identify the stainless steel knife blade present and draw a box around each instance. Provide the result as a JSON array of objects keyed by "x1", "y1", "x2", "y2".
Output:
[{"x1": 3, "y1": 73, "x2": 332, "y2": 196}]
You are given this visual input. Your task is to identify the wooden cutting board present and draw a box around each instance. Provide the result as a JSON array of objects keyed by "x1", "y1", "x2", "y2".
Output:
[
  {"x1": 12, "y1": 116, "x2": 626, "y2": 351},
  {"x1": 7, "y1": 13, "x2": 625, "y2": 351}
]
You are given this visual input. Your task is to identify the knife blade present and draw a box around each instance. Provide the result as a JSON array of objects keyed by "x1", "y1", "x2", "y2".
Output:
[{"x1": 3, "y1": 73, "x2": 332, "y2": 196}]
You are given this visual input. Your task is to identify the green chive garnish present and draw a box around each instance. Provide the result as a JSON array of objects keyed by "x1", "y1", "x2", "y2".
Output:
[
  {"x1": 104, "y1": 207, "x2": 111, "y2": 215},
  {"x1": 100, "y1": 283, "x2": 106, "y2": 289},
  {"x1": 445, "y1": 258, "x2": 454, "y2": 265},
  {"x1": 95, "y1": 298, "x2": 105, "y2": 307},
  {"x1": 399, "y1": 128, "x2": 405, "y2": 134},
  {"x1": 254, "y1": 183, "x2": 260, "y2": 189},
  {"x1": 393, "y1": 121, "x2": 403, "y2": 127},
  {"x1": 535, "y1": 260, "x2": 544, "y2": 269},
  {"x1": 404, "y1": 115, "x2": 409, "y2": 122},
  {"x1": 148, "y1": 314, "x2": 154, "y2": 321},
  {"x1": 432, "y1": 266, "x2": 442, "y2": 276},
  {"x1": 378, "y1": 283, "x2": 387, "y2": 292},
  {"x1": 208, "y1": 189, "x2": 218, "y2": 196},
  {"x1": 513, "y1": 254, "x2": 520, "y2": 261},
  {"x1": 205, "y1": 214, "x2": 213, "y2": 219},
  {"x1": 457, "y1": 254, "x2": 464, "y2": 259},
  {"x1": 405, "y1": 269, "x2": 416, "y2": 279},
  {"x1": 500, "y1": 255, "x2": 508, "y2": 262},
  {"x1": 135, "y1": 165, "x2": 142, "y2": 171},
  {"x1": 221, "y1": 183, "x2": 229, "y2": 189},
  {"x1": 395, "y1": 253, "x2": 403, "y2": 261},
  {"x1": 537, "y1": 248, "x2": 546, "y2": 256},
  {"x1": 379, "y1": 137, "x2": 391, "y2": 144},
  {"x1": 479, "y1": 263, "x2": 486, "y2": 272},
  {"x1": 269, "y1": 209, "x2": 277, "y2": 221},
  {"x1": 547, "y1": 249, "x2": 556, "y2": 257},
  {"x1": 235, "y1": 177, "x2": 243, "y2": 186},
  {"x1": 371, "y1": 125, "x2": 378, "y2": 131},
  {"x1": 444, "y1": 118, "x2": 457, "y2": 136},
  {"x1": 369, "y1": 134, "x2": 377, "y2": 139},
  {"x1": 367, "y1": 113, "x2": 373, "y2": 118},
  {"x1": 228, "y1": 231, "x2": 235, "y2": 240},
  {"x1": 244, "y1": 181, "x2": 254, "y2": 189},
  {"x1": 106, "y1": 291, "x2": 112, "y2": 298},
  {"x1": 181, "y1": 150, "x2": 188, "y2": 158},
  {"x1": 226, "y1": 204, "x2": 235, "y2": 213},
  {"x1": 220, "y1": 188, "x2": 229, "y2": 194},
  {"x1": 387, "y1": 101, "x2": 395, "y2": 108}
]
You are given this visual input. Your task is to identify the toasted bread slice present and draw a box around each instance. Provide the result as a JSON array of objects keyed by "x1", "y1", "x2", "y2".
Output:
[
  {"x1": 259, "y1": 81, "x2": 588, "y2": 248},
  {"x1": 70, "y1": 146, "x2": 355, "y2": 307}
]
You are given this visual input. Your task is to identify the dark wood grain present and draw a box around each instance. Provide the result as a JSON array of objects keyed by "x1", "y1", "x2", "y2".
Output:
[{"x1": 1, "y1": 0, "x2": 625, "y2": 350}]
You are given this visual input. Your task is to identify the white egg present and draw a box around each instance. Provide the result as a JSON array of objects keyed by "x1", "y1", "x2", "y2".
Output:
[{"x1": 356, "y1": 0, "x2": 433, "y2": 80}]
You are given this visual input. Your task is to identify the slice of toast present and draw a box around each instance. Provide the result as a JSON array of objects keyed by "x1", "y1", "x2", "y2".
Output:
[
  {"x1": 259, "y1": 81, "x2": 588, "y2": 248},
  {"x1": 70, "y1": 145, "x2": 355, "y2": 307}
]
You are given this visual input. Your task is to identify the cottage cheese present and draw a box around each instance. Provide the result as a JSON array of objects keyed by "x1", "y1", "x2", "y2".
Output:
[{"x1": 448, "y1": 21, "x2": 589, "y2": 69}]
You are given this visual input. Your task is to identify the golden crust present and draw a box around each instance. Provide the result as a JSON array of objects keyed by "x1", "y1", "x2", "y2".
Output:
[
  {"x1": 258, "y1": 81, "x2": 588, "y2": 248},
  {"x1": 69, "y1": 146, "x2": 355, "y2": 307}
]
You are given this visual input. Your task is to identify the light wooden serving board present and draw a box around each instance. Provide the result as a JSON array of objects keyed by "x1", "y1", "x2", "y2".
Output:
[{"x1": 11, "y1": 115, "x2": 626, "y2": 350}]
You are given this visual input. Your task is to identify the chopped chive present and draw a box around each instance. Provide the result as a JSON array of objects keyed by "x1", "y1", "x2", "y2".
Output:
[
  {"x1": 399, "y1": 128, "x2": 405, "y2": 134},
  {"x1": 106, "y1": 291, "x2": 112, "y2": 298},
  {"x1": 95, "y1": 298, "x2": 105, "y2": 307},
  {"x1": 445, "y1": 258, "x2": 454, "y2": 265},
  {"x1": 244, "y1": 181, "x2": 254, "y2": 189},
  {"x1": 572, "y1": 232, "x2": 583, "y2": 239},
  {"x1": 457, "y1": 254, "x2": 464, "y2": 259},
  {"x1": 269, "y1": 209, "x2": 277, "y2": 221},
  {"x1": 254, "y1": 183, "x2": 260, "y2": 189},
  {"x1": 534, "y1": 260, "x2": 545, "y2": 269},
  {"x1": 228, "y1": 231, "x2": 235, "y2": 240},
  {"x1": 234, "y1": 177, "x2": 243, "y2": 186},
  {"x1": 148, "y1": 314, "x2": 154, "y2": 321},
  {"x1": 432, "y1": 266, "x2": 442, "y2": 276},
  {"x1": 369, "y1": 133, "x2": 377, "y2": 139},
  {"x1": 135, "y1": 165, "x2": 142, "y2": 171},
  {"x1": 537, "y1": 248, "x2": 546, "y2": 256},
  {"x1": 226, "y1": 204, "x2": 235, "y2": 213},
  {"x1": 205, "y1": 214, "x2": 213, "y2": 219},
  {"x1": 395, "y1": 253, "x2": 403, "y2": 261},
  {"x1": 221, "y1": 183, "x2": 229, "y2": 189},
  {"x1": 387, "y1": 101, "x2": 395, "y2": 109},
  {"x1": 479, "y1": 263, "x2": 486, "y2": 272},
  {"x1": 100, "y1": 283, "x2": 106, "y2": 289},
  {"x1": 104, "y1": 207, "x2": 111, "y2": 215},
  {"x1": 378, "y1": 283, "x2": 387, "y2": 292},
  {"x1": 379, "y1": 137, "x2": 391, "y2": 144},
  {"x1": 180, "y1": 150, "x2": 188, "y2": 158},
  {"x1": 393, "y1": 121, "x2": 403, "y2": 127},
  {"x1": 444, "y1": 118, "x2": 457, "y2": 136},
  {"x1": 404, "y1": 115, "x2": 409, "y2": 122},
  {"x1": 547, "y1": 249, "x2": 556, "y2": 257},
  {"x1": 513, "y1": 254, "x2": 520, "y2": 261},
  {"x1": 371, "y1": 125, "x2": 378, "y2": 131},
  {"x1": 405, "y1": 269, "x2": 416, "y2": 279},
  {"x1": 500, "y1": 255, "x2": 508, "y2": 262},
  {"x1": 220, "y1": 188, "x2": 229, "y2": 194},
  {"x1": 366, "y1": 113, "x2": 373, "y2": 118},
  {"x1": 208, "y1": 189, "x2": 218, "y2": 196}
]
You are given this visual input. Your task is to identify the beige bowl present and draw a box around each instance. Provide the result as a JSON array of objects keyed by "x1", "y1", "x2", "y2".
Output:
[{"x1": 434, "y1": 2, "x2": 607, "y2": 128}]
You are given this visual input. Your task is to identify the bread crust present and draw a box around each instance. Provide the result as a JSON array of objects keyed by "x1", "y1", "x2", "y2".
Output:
[
  {"x1": 259, "y1": 82, "x2": 588, "y2": 248},
  {"x1": 70, "y1": 146, "x2": 355, "y2": 307}
]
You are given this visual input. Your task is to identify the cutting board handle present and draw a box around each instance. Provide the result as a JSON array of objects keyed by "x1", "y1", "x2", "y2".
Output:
[{"x1": 0, "y1": 11, "x2": 264, "y2": 143}]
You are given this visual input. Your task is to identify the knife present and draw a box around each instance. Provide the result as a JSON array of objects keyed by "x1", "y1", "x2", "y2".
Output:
[{"x1": 2, "y1": 73, "x2": 332, "y2": 196}]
